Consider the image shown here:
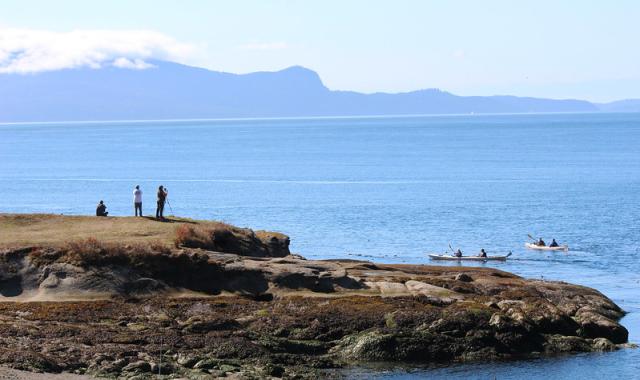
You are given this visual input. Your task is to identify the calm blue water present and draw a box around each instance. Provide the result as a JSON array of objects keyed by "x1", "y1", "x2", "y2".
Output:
[{"x1": 1, "y1": 113, "x2": 639, "y2": 379}]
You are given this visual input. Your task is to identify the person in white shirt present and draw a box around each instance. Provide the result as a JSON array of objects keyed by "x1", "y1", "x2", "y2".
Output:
[{"x1": 133, "y1": 185, "x2": 143, "y2": 216}]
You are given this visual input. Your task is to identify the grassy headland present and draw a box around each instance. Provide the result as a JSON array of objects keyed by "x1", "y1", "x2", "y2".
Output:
[{"x1": 0, "y1": 213, "x2": 631, "y2": 378}]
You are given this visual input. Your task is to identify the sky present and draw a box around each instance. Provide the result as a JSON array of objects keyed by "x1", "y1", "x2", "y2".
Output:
[{"x1": 0, "y1": 0, "x2": 639, "y2": 102}]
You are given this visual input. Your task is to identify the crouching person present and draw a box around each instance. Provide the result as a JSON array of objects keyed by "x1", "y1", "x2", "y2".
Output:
[{"x1": 96, "y1": 200, "x2": 108, "y2": 216}]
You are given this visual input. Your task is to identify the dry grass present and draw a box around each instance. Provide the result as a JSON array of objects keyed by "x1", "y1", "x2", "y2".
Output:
[
  {"x1": 174, "y1": 222, "x2": 238, "y2": 249},
  {"x1": 0, "y1": 213, "x2": 284, "y2": 250},
  {"x1": 0, "y1": 214, "x2": 176, "y2": 247},
  {"x1": 174, "y1": 223, "x2": 290, "y2": 257},
  {"x1": 26, "y1": 237, "x2": 174, "y2": 268}
]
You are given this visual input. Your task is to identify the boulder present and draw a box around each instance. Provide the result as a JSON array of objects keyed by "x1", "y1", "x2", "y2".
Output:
[
  {"x1": 121, "y1": 360, "x2": 151, "y2": 373},
  {"x1": 455, "y1": 273, "x2": 473, "y2": 282}
]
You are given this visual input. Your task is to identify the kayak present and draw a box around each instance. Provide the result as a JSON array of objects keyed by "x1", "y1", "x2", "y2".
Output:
[
  {"x1": 428, "y1": 252, "x2": 512, "y2": 261},
  {"x1": 525, "y1": 243, "x2": 569, "y2": 252}
]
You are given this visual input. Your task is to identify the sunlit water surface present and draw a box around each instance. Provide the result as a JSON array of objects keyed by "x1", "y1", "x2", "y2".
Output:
[{"x1": 1, "y1": 113, "x2": 639, "y2": 379}]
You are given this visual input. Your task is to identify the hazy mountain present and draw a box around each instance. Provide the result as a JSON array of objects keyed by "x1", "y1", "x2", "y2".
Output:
[
  {"x1": 596, "y1": 99, "x2": 640, "y2": 113},
  {"x1": 0, "y1": 60, "x2": 617, "y2": 122}
]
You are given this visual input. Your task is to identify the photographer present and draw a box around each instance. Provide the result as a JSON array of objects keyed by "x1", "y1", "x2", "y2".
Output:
[{"x1": 156, "y1": 185, "x2": 168, "y2": 220}]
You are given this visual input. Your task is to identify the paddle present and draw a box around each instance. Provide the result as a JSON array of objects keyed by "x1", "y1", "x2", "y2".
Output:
[
  {"x1": 527, "y1": 234, "x2": 536, "y2": 241},
  {"x1": 448, "y1": 243, "x2": 455, "y2": 255}
]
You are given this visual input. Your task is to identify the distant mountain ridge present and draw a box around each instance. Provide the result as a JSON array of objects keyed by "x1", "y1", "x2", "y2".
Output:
[
  {"x1": 0, "y1": 60, "x2": 635, "y2": 122},
  {"x1": 596, "y1": 99, "x2": 640, "y2": 113}
]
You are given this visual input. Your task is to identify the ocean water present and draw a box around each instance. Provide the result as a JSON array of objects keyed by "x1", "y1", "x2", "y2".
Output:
[{"x1": 1, "y1": 113, "x2": 639, "y2": 379}]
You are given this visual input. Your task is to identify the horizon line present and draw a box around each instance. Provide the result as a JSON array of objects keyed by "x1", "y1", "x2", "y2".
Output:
[{"x1": 2, "y1": 110, "x2": 638, "y2": 127}]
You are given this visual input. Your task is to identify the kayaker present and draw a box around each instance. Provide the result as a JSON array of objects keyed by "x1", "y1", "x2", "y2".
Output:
[
  {"x1": 536, "y1": 238, "x2": 546, "y2": 247},
  {"x1": 454, "y1": 249, "x2": 463, "y2": 257},
  {"x1": 478, "y1": 249, "x2": 487, "y2": 258},
  {"x1": 549, "y1": 239, "x2": 559, "y2": 247}
]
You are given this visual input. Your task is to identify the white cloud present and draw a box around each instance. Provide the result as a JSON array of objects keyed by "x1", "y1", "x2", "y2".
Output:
[
  {"x1": 112, "y1": 57, "x2": 155, "y2": 70},
  {"x1": 0, "y1": 28, "x2": 194, "y2": 74},
  {"x1": 238, "y1": 41, "x2": 288, "y2": 51}
]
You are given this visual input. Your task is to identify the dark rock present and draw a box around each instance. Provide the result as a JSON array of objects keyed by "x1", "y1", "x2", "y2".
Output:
[
  {"x1": 261, "y1": 363, "x2": 286, "y2": 377},
  {"x1": 455, "y1": 273, "x2": 473, "y2": 282},
  {"x1": 150, "y1": 362, "x2": 175, "y2": 374},
  {"x1": 193, "y1": 358, "x2": 219, "y2": 370},
  {"x1": 575, "y1": 310, "x2": 629, "y2": 344}
]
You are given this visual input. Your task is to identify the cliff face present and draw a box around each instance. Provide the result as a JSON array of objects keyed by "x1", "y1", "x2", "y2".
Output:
[{"x1": 0, "y1": 215, "x2": 631, "y2": 378}]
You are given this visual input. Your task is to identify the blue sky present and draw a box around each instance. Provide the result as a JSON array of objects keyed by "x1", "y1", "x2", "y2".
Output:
[{"x1": 1, "y1": 0, "x2": 638, "y2": 101}]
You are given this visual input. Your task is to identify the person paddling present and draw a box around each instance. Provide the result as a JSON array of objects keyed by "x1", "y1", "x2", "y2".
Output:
[
  {"x1": 536, "y1": 238, "x2": 546, "y2": 247},
  {"x1": 96, "y1": 200, "x2": 108, "y2": 217},
  {"x1": 549, "y1": 239, "x2": 559, "y2": 247},
  {"x1": 133, "y1": 185, "x2": 143, "y2": 216},
  {"x1": 478, "y1": 248, "x2": 487, "y2": 258},
  {"x1": 453, "y1": 249, "x2": 463, "y2": 257},
  {"x1": 156, "y1": 185, "x2": 168, "y2": 220}
]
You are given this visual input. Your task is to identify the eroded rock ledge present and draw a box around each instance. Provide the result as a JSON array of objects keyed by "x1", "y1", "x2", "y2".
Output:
[{"x1": 0, "y1": 215, "x2": 630, "y2": 378}]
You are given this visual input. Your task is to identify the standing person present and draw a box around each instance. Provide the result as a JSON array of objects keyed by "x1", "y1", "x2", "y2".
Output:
[
  {"x1": 133, "y1": 185, "x2": 143, "y2": 216},
  {"x1": 156, "y1": 185, "x2": 168, "y2": 220},
  {"x1": 96, "y1": 200, "x2": 108, "y2": 217}
]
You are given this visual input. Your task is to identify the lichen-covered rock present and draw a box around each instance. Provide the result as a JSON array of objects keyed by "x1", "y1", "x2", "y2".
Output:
[
  {"x1": 592, "y1": 337, "x2": 616, "y2": 351},
  {"x1": 334, "y1": 331, "x2": 397, "y2": 361},
  {"x1": 175, "y1": 353, "x2": 200, "y2": 368},
  {"x1": 544, "y1": 335, "x2": 592, "y2": 353},
  {"x1": 0, "y1": 292, "x2": 629, "y2": 379},
  {"x1": 121, "y1": 360, "x2": 151, "y2": 373}
]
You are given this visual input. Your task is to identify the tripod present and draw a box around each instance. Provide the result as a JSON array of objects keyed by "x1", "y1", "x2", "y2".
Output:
[{"x1": 166, "y1": 199, "x2": 174, "y2": 216}]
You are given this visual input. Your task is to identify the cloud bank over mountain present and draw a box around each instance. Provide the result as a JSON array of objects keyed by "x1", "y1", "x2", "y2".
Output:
[
  {"x1": 0, "y1": 28, "x2": 636, "y2": 122},
  {"x1": 0, "y1": 28, "x2": 193, "y2": 74}
]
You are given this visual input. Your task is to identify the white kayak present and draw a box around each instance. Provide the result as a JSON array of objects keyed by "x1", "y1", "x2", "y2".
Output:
[
  {"x1": 525, "y1": 243, "x2": 569, "y2": 252},
  {"x1": 428, "y1": 252, "x2": 512, "y2": 261}
]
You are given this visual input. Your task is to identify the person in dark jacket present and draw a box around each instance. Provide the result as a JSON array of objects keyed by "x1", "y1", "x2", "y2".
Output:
[
  {"x1": 454, "y1": 249, "x2": 463, "y2": 257},
  {"x1": 156, "y1": 186, "x2": 168, "y2": 219},
  {"x1": 96, "y1": 200, "x2": 108, "y2": 217},
  {"x1": 536, "y1": 238, "x2": 546, "y2": 247},
  {"x1": 478, "y1": 248, "x2": 487, "y2": 257},
  {"x1": 549, "y1": 239, "x2": 559, "y2": 247}
]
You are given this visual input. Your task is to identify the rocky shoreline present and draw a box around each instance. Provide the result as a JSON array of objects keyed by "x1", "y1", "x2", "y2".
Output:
[{"x1": 0, "y1": 214, "x2": 630, "y2": 378}]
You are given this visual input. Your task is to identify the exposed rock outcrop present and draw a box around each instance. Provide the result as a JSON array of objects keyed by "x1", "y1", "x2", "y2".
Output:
[{"x1": 0, "y1": 215, "x2": 631, "y2": 378}]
